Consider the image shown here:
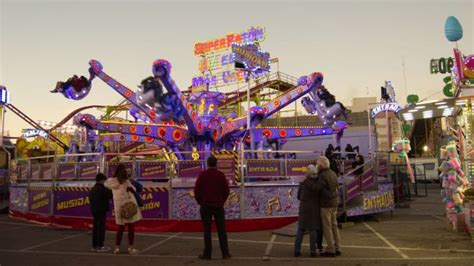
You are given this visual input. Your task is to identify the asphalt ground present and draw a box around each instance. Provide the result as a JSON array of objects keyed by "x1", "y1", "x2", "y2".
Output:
[{"x1": 1, "y1": 184, "x2": 474, "y2": 266}]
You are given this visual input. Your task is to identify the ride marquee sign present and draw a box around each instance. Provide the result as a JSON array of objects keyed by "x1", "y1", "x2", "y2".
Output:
[
  {"x1": 23, "y1": 129, "x2": 49, "y2": 139},
  {"x1": 232, "y1": 43, "x2": 270, "y2": 74},
  {"x1": 371, "y1": 103, "x2": 402, "y2": 118},
  {"x1": 191, "y1": 26, "x2": 268, "y2": 92}
]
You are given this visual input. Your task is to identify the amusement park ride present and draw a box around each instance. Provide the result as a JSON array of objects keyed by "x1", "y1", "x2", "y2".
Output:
[
  {"x1": 48, "y1": 57, "x2": 349, "y2": 160},
  {"x1": 6, "y1": 27, "x2": 384, "y2": 232}
]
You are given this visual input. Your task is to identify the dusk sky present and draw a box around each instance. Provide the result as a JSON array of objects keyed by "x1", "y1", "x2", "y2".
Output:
[{"x1": 1, "y1": 0, "x2": 473, "y2": 137}]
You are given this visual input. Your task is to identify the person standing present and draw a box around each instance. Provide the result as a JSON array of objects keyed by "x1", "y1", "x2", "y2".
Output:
[
  {"x1": 294, "y1": 165, "x2": 323, "y2": 257},
  {"x1": 317, "y1": 156, "x2": 342, "y2": 257},
  {"x1": 194, "y1": 156, "x2": 231, "y2": 260},
  {"x1": 89, "y1": 173, "x2": 113, "y2": 252},
  {"x1": 105, "y1": 164, "x2": 142, "y2": 255}
]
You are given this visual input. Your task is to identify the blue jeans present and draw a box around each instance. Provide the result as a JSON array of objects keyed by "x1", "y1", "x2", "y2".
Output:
[{"x1": 294, "y1": 225, "x2": 320, "y2": 254}]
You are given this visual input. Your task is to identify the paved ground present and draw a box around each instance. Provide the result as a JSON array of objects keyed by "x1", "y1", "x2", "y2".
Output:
[{"x1": 1, "y1": 184, "x2": 474, "y2": 266}]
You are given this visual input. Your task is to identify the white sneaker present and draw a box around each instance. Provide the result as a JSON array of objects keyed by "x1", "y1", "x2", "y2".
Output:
[{"x1": 96, "y1": 246, "x2": 111, "y2": 253}]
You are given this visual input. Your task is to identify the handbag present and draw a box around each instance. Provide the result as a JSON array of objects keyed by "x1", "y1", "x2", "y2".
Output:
[{"x1": 120, "y1": 193, "x2": 138, "y2": 220}]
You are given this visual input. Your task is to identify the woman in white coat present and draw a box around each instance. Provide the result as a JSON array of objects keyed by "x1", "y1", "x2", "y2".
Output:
[{"x1": 105, "y1": 164, "x2": 142, "y2": 254}]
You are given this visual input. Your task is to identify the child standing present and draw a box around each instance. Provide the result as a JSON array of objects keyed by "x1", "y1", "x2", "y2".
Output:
[{"x1": 89, "y1": 173, "x2": 113, "y2": 252}]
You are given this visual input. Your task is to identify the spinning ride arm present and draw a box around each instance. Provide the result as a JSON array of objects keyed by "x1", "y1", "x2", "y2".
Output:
[
  {"x1": 152, "y1": 60, "x2": 196, "y2": 134},
  {"x1": 260, "y1": 72, "x2": 324, "y2": 121},
  {"x1": 74, "y1": 114, "x2": 188, "y2": 145},
  {"x1": 88, "y1": 60, "x2": 161, "y2": 123},
  {"x1": 216, "y1": 72, "x2": 324, "y2": 142},
  {"x1": 251, "y1": 125, "x2": 345, "y2": 143},
  {"x1": 95, "y1": 133, "x2": 167, "y2": 147}
]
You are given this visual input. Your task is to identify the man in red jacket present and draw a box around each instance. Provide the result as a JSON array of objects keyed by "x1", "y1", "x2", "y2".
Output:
[{"x1": 194, "y1": 156, "x2": 231, "y2": 260}]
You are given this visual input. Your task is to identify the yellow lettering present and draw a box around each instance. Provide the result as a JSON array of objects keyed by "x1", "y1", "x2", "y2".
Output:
[
  {"x1": 56, "y1": 196, "x2": 90, "y2": 210},
  {"x1": 32, "y1": 199, "x2": 49, "y2": 210}
]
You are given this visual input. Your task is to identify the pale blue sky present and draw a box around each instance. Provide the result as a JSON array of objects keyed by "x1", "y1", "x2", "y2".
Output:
[{"x1": 1, "y1": 0, "x2": 473, "y2": 137}]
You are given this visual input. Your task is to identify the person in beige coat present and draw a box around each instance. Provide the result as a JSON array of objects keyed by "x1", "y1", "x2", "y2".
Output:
[{"x1": 105, "y1": 164, "x2": 142, "y2": 255}]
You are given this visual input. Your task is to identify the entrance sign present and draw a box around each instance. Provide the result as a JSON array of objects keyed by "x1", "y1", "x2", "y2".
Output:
[{"x1": 371, "y1": 103, "x2": 402, "y2": 118}]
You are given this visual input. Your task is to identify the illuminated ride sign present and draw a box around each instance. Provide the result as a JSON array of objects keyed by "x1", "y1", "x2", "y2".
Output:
[
  {"x1": 23, "y1": 129, "x2": 49, "y2": 139},
  {"x1": 194, "y1": 27, "x2": 265, "y2": 56},
  {"x1": 371, "y1": 103, "x2": 402, "y2": 118},
  {"x1": 192, "y1": 26, "x2": 267, "y2": 92},
  {"x1": 232, "y1": 43, "x2": 270, "y2": 74}
]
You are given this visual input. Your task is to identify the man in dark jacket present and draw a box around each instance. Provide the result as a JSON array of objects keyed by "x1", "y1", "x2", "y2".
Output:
[
  {"x1": 89, "y1": 173, "x2": 113, "y2": 252},
  {"x1": 194, "y1": 156, "x2": 231, "y2": 260},
  {"x1": 294, "y1": 164, "x2": 323, "y2": 258},
  {"x1": 316, "y1": 156, "x2": 342, "y2": 257}
]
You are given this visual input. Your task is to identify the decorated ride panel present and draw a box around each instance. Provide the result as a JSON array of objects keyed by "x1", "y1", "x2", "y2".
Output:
[
  {"x1": 53, "y1": 186, "x2": 169, "y2": 219},
  {"x1": 137, "y1": 161, "x2": 167, "y2": 180},
  {"x1": 286, "y1": 159, "x2": 315, "y2": 177},
  {"x1": 243, "y1": 184, "x2": 299, "y2": 218},
  {"x1": 177, "y1": 161, "x2": 203, "y2": 179},
  {"x1": 212, "y1": 151, "x2": 239, "y2": 183},
  {"x1": 346, "y1": 181, "x2": 394, "y2": 217},
  {"x1": 246, "y1": 159, "x2": 282, "y2": 177},
  {"x1": 41, "y1": 164, "x2": 54, "y2": 180},
  {"x1": 58, "y1": 162, "x2": 76, "y2": 180},
  {"x1": 28, "y1": 186, "x2": 52, "y2": 215},
  {"x1": 107, "y1": 161, "x2": 133, "y2": 177},
  {"x1": 78, "y1": 162, "x2": 99, "y2": 179},
  {"x1": 9, "y1": 185, "x2": 28, "y2": 212},
  {"x1": 172, "y1": 186, "x2": 241, "y2": 220}
]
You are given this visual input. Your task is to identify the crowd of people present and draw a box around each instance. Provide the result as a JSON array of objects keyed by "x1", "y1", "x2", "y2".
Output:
[{"x1": 88, "y1": 155, "x2": 345, "y2": 259}]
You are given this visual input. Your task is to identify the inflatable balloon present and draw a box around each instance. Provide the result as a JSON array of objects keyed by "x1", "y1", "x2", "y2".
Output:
[
  {"x1": 444, "y1": 16, "x2": 463, "y2": 42},
  {"x1": 463, "y1": 54, "x2": 474, "y2": 78}
]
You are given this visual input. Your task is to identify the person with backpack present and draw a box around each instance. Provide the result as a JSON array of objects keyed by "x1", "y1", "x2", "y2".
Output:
[
  {"x1": 89, "y1": 173, "x2": 113, "y2": 252},
  {"x1": 105, "y1": 164, "x2": 142, "y2": 255}
]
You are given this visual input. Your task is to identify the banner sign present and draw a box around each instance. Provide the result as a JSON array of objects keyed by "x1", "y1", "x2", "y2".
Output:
[
  {"x1": 286, "y1": 160, "x2": 315, "y2": 177},
  {"x1": 172, "y1": 186, "x2": 241, "y2": 220},
  {"x1": 54, "y1": 187, "x2": 91, "y2": 217},
  {"x1": 346, "y1": 181, "x2": 394, "y2": 217},
  {"x1": 212, "y1": 151, "x2": 237, "y2": 181},
  {"x1": 243, "y1": 185, "x2": 299, "y2": 218},
  {"x1": 78, "y1": 162, "x2": 99, "y2": 179},
  {"x1": 58, "y1": 163, "x2": 76, "y2": 180},
  {"x1": 41, "y1": 164, "x2": 53, "y2": 180},
  {"x1": 138, "y1": 188, "x2": 169, "y2": 219},
  {"x1": 9, "y1": 186, "x2": 28, "y2": 212},
  {"x1": 246, "y1": 160, "x2": 281, "y2": 177},
  {"x1": 29, "y1": 187, "x2": 52, "y2": 215},
  {"x1": 232, "y1": 43, "x2": 270, "y2": 73},
  {"x1": 177, "y1": 161, "x2": 202, "y2": 178},
  {"x1": 137, "y1": 161, "x2": 167, "y2": 180},
  {"x1": 107, "y1": 161, "x2": 133, "y2": 178},
  {"x1": 430, "y1": 57, "x2": 454, "y2": 74}
]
